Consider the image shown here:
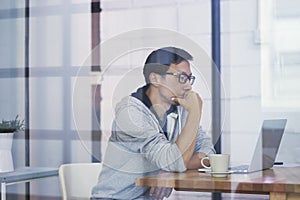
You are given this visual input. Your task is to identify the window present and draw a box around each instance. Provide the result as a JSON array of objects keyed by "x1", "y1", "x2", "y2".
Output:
[{"x1": 261, "y1": 0, "x2": 300, "y2": 110}]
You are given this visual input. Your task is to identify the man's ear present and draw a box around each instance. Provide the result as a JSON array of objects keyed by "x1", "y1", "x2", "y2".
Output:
[{"x1": 149, "y1": 72, "x2": 160, "y2": 87}]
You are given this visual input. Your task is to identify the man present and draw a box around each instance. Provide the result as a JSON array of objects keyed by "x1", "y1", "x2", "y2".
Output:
[{"x1": 91, "y1": 47, "x2": 215, "y2": 200}]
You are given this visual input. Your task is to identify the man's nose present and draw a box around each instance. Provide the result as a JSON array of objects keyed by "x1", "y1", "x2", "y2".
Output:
[{"x1": 183, "y1": 80, "x2": 192, "y2": 90}]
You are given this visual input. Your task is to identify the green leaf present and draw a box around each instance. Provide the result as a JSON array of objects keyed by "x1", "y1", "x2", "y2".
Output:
[{"x1": 0, "y1": 115, "x2": 25, "y2": 133}]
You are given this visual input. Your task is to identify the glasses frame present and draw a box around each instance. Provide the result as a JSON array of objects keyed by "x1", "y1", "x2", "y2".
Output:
[{"x1": 165, "y1": 72, "x2": 195, "y2": 85}]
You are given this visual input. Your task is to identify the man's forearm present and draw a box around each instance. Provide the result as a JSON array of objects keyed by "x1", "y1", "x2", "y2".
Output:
[
  {"x1": 186, "y1": 152, "x2": 208, "y2": 169},
  {"x1": 175, "y1": 111, "x2": 201, "y2": 167}
]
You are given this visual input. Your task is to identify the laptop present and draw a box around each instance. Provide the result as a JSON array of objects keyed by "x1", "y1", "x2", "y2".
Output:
[{"x1": 229, "y1": 119, "x2": 287, "y2": 173}]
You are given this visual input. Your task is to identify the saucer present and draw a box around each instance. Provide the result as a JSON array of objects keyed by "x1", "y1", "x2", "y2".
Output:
[{"x1": 208, "y1": 171, "x2": 233, "y2": 177}]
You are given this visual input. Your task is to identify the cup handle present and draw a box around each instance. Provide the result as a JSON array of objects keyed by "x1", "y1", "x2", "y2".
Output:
[{"x1": 200, "y1": 157, "x2": 210, "y2": 169}]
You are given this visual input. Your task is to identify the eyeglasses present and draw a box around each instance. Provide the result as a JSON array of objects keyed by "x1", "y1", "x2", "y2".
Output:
[{"x1": 165, "y1": 72, "x2": 195, "y2": 85}]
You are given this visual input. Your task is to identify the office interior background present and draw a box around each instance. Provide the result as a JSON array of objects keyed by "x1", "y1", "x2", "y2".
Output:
[{"x1": 1, "y1": 0, "x2": 300, "y2": 199}]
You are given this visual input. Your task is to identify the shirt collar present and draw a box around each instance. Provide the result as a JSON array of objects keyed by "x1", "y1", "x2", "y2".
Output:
[
  {"x1": 131, "y1": 84, "x2": 177, "y2": 116},
  {"x1": 131, "y1": 85, "x2": 152, "y2": 109}
]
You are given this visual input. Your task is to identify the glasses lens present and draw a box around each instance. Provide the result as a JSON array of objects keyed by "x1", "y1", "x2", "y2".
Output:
[
  {"x1": 178, "y1": 74, "x2": 188, "y2": 84},
  {"x1": 190, "y1": 76, "x2": 195, "y2": 85},
  {"x1": 178, "y1": 73, "x2": 195, "y2": 85}
]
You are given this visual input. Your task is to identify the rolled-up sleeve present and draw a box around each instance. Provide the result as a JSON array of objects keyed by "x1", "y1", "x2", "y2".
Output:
[
  {"x1": 140, "y1": 134, "x2": 186, "y2": 172},
  {"x1": 194, "y1": 126, "x2": 216, "y2": 155}
]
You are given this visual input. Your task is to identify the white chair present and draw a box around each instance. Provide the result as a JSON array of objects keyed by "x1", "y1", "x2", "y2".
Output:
[{"x1": 59, "y1": 163, "x2": 102, "y2": 200}]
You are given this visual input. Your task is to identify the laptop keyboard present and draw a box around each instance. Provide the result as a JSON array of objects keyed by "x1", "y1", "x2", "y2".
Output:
[{"x1": 229, "y1": 165, "x2": 249, "y2": 172}]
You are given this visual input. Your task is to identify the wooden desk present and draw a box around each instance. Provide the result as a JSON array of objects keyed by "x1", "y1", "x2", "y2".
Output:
[
  {"x1": 136, "y1": 167, "x2": 300, "y2": 200},
  {"x1": 0, "y1": 167, "x2": 58, "y2": 200}
]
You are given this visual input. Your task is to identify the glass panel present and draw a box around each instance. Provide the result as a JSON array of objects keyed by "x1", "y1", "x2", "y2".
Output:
[
  {"x1": 30, "y1": 77, "x2": 63, "y2": 129},
  {"x1": 0, "y1": 0, "x2": 25, "y2": 9},
  {"x1": 30, "y1": 0, "x2": 63, "y2": 7},
  {"x1": 71, "y1": 76, "x2": 92, "y2": 131},
  {"x1": 0, "y1": 78, "x2": 25, "y2": 119},
  {"x1": 71, "y1": 13, "x2": 91, "y2": 66},
  {"x1": 30, "y1": 16, "x2": 64, "y2": 67},
  {"x1": 0, "y1": 19, "x2": 25, "y2": 68}
]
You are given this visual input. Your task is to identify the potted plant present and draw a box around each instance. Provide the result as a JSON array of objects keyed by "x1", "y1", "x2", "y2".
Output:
[
  {"x1": 0, "y1": 115, "x2": 25, "y2": 172},
  {"x1": 0, "y1": 115, "x2": 25, "y2": 133}
]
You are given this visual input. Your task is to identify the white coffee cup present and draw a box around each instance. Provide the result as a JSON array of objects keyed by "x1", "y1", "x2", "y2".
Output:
[{"x1": 200, "y1": 154, "x2": 230, "y2": 177}]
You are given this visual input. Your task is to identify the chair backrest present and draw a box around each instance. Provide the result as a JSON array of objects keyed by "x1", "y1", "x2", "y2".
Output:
[{"x1": 59, "y1": 163, "x2": 102, "y2": 200}]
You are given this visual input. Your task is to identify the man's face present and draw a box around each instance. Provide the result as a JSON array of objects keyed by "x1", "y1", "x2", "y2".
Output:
[{"x1": 159, "y1": 60, "x2": 193, "y2": 104}]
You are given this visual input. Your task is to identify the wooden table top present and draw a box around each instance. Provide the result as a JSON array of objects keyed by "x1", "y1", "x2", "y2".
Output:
[{"x1": 136, "y1": 167, "x2": 300, "y2": 194}]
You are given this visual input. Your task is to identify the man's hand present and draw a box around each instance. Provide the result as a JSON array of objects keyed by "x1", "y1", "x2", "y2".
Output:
[
  {"x1": 149, "y1": 187, "x2": 173, "y2": 200},
  {"x1": 172, "y1": 90, "x2": 202, "y2": 113}
]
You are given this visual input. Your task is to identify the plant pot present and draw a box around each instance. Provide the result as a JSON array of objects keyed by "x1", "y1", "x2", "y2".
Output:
[{"x1": 0, "y1": 132, "x2": 14, "y2": 172}]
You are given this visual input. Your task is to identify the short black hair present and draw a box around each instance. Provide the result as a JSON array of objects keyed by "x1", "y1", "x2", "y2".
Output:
[{"x1": 143, "y1": 47, "x2": 193, "y2": 84}]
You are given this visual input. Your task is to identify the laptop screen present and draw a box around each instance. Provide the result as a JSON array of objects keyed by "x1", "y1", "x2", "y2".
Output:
[{"x1": 248, "y1": 119, "x2": 287, "y2": 172}]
